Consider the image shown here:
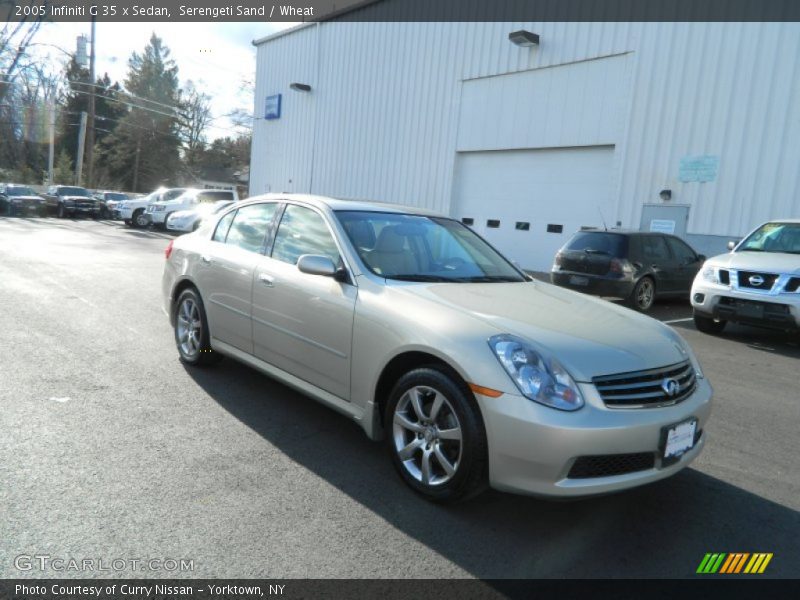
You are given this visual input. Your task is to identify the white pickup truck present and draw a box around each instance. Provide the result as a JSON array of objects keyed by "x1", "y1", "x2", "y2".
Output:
[
  {"x1": 116, "y1": 187, "x2": 187, "y2": 228},
  {"x1": 691, "y1": 219, "x2": 800, "y2": 334}
]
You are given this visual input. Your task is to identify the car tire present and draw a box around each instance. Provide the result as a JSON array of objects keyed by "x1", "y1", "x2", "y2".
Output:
[
  {"x1": 629, "y1": 276, "x2": 656, "y2": 312},
  {"x1": 132, "y1": 209, "x2": 148, "y2": 228},
  {"x1": 694, "y1": 313, "x2": 727, "y2": 334},
  {"x1": 385, "y1": 366, "x2": 488, "y2": 503},
  {"x1": 174, "y1": 287, "x2": 222, "y2": 367}
]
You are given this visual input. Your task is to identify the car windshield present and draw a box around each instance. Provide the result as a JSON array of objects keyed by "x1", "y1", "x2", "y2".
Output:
[
  {"x1": 738, "y1": 222, "x2": 800, "y2": 254},
  {"x1": 59, "y1": 186, "x2": 91, "y2": 197},
  {"x1": 106, "y1": 192, "x2": 127, "y2": 200},
  {"x1": 7, "y1": 186, "x2": 34, "y2": 196},
  {"x1": 565, "y1": 231, "x2": 627, "y2": 256},
  {"x1": 336, "y1": 211, "x2": 526, "y2": 282}
]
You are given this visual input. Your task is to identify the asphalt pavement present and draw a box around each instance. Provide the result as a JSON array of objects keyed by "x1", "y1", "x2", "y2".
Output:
[{"x1": 1, "y1": 216, "x2": 798, "y2": 579}]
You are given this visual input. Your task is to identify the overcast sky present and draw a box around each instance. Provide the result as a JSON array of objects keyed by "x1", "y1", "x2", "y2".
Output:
[{"x1": 32, "y1": 21, "x2": 295, "y2": 139}]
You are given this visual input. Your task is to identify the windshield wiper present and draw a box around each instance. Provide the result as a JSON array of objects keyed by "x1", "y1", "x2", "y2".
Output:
[
  {"x1": 389, "y1": 274, "x2": 454, "y2": 282},
  {"x1": 738, "y1": 248, "x2": 763, "y2": 252},
  {"x1": 456, "y1": 275, "x2": 524, "y2": 283},
  {"x1": 584, "y1": 248, "x2": 610, "y2": 255}
]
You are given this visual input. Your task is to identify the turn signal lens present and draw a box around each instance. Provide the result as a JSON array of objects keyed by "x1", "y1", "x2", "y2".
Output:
[
  {"x1": 468, "y1": 383, "x2": 504, "y2": 398},
  {"x1": 165, "y1": 240, "x2": 174, "y2": 260}
]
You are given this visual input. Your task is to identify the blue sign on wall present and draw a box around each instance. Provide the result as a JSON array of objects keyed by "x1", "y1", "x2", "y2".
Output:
[
  {"x1": 265, "y1": 94, "x2": 281, "y2": 120},
  {"x1": 679, "y1": 155, "x2": 719, "y2": 182}
]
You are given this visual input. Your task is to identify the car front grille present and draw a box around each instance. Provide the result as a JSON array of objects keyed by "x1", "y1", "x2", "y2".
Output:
[
  {"x1": 719, "y1": 269, "x2": 731, "y2": 285},
  {"x1": 786, "y1": 277, "x2": 800, "y2": 293},
  {"x1": 568, "y1": 452, "x2": 655, "y2": 478},
  {"x1": 593, "y1": 360, "x2": 696, "y2": 408},
  {"x1": 738, "y1": 270, "x2": 778, "y2": 290}
]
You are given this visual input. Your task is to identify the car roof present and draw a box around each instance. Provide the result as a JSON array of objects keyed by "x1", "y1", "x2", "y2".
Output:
[{"x1": 240, "y1": 193, "x2": 443, "y2": 217}]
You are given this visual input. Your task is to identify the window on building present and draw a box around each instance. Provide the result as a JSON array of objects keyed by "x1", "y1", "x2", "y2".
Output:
[{"x1": 487, "y1": 219, "x2": 500, "y2": 228}]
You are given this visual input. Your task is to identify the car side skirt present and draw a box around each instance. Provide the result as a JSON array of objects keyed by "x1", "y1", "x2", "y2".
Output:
[{"x1": 211, "y1": 338, "x2": 369, "y2": 434}]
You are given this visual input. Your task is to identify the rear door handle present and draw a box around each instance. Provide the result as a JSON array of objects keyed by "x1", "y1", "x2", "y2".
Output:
[
  {"x1": 200, "y1": 255, "x2": 212, "y2": 264},
  {"x1": 258, "y1": 273, "x2": 275, "y2": 287}
]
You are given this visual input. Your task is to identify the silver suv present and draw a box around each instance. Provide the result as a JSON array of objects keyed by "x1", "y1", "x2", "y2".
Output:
[{"x1": 691, "y1": 219, "x2": 800, "y2": 334}]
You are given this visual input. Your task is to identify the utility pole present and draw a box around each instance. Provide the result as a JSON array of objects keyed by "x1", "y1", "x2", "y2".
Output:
[
  {"x1": 75, "y1": 111, "x2": 88, "y2": 185},
  {"x1": 47, "y1": 103, "x2": 55, "y2": 185},
  {"x1": 85, "y1": 16, "x2": 96, "y2": 188},
  {"x1": 132, "y1": 138, "x2": 141, "y2": 192}
]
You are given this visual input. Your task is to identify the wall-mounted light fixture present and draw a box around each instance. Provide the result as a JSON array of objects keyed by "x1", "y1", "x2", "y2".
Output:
[
  {"x1": 659, "y1": 189, "x2": 672, "y2": 201},
  {"x1": 508, "y1": 30, "x2": 540, "y2": 47},
  {"x1": 290, "y1": 82, "x2": 312, "y2": 92}
]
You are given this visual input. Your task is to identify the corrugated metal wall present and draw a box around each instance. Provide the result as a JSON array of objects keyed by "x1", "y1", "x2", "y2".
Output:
[{"x1": 252, "y1": 21, "x2": 800, "y2": 238}]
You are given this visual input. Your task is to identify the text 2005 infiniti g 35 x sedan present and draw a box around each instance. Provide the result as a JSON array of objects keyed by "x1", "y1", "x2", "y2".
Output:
[{"x1": 162, "y1": 194, "x2": 712, "y2": 502}]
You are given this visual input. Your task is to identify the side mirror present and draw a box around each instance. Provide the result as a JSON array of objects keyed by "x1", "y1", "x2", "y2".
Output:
[
  {"x1": 297, "y1": 254, "x2": 337, "y2": 277},
  {"x1": 727, "y1": 241, "x2": 736, "y2": 251}
]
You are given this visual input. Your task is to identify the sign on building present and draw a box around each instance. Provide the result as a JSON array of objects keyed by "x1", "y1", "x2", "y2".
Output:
[
  {"x1": 265, "y1": 94, "x2": 282, "y2": 120},
  {"x1": 679, "y1": 155, "x2": 719, "y2": 182}
]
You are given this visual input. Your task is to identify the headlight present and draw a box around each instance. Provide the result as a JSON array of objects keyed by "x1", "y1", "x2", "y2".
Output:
[
  {"x1": 489, "y1": 334, "x2": 584, "y2": 411},
  {"x1": 701, "y1": 264, "x2": 717, "y2": 283},
  {"x1": 679, "y1": 337, "x2": 705, "y2": 379}
]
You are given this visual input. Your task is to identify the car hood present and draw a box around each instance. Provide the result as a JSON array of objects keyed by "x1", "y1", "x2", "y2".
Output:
[
  {"x1": 706, "y1": 251, "x2": 800, "y2": 273},
  {"x1": 10, "y1": 195, "x2": 43, "y2": 201},
  {"x1": 62, "y1": 195, "x2": 94, "y2": 202},
  {"x1": 169, "y1": 209, "x2": 197, "y2": 219},
  {"x1": 396, "y1": 280, "x2": 688, "y2": 382}
]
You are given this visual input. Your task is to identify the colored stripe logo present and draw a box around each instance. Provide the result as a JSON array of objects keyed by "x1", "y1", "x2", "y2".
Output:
[{"x1": 696, "y1": 553, "x2": 773, "y2": 574}]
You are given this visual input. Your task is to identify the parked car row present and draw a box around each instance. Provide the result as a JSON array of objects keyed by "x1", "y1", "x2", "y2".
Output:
[
  {"x1": 114, "y1": 187, "x2": 238, "y2": 230},
  {"x1": 0, "y1": 182, "x2": 135, "y2": 219},
  {"x1": 550, "y1": 221, "x2": 799, "y2": 337}
]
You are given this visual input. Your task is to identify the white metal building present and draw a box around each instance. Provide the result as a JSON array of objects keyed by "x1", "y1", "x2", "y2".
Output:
[{"x1": 251, "y1": 16, "x2": 800, "y2": 271}]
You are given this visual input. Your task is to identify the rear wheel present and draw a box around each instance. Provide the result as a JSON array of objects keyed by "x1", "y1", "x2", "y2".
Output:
[
  {"x1": 629, "y1": 276, "x2": 656, "y2": 312},
  {"x1": 174, "y1": 288, "x2": 222, "y2": 366},
  {"x1": 385, "y1": 367, "x2": 488, "y2": 503},
  {"x1": 694, "y1": 313, "x2": 727, "y2": 334}
]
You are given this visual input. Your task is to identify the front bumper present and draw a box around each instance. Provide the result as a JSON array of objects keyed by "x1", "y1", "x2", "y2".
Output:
[
  {"x1": 148, "y1": 210, "x2": 168, "y2": 225},
  {"x1": 691, "y1": 280, "x2": 800, "y2": 330},
  {"x1": 476, "y1": 377, "x2": 712, "y2": 497},
  {"x1": 551, "y1": 271, "x2": 634, "y2": 299}
]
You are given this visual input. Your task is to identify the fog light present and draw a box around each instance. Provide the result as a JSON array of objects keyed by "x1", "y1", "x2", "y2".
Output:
[{"x1": 693, "y1": 293, "x2": 705, "y2": 303}]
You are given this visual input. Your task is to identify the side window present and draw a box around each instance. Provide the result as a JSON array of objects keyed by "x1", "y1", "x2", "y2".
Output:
[
  {"x1": 212, "y1": 209, "x2": 237, "y2": 243},
  {"x1": 225, "y1": 203, "x2": 278, "y2": 253},
  {"x1": 666, "y1": 237, "x2": 697, "y2": 263},
  {"x1": 641, "y1": 235, "x2": 670, "y2": 261},
  {"x1": 271, "y1": 205, "x2": 340, "y2": 265}
]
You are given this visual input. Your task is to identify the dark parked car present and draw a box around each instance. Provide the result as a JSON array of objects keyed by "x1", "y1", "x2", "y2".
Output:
[
  {"x1": 551, "y1": 229, "x2": 705, "y2": 311},
  {"x1": 42, "y1": 185, "x2": 101, "y2": 218},
  {"x1": 93, "y1": 190, "x2": 129, "y2": 219},
  {"x1": 0, "y1": 183, "x2": 46, "y2": 216}
]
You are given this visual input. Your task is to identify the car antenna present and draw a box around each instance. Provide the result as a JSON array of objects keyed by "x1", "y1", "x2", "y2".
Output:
[{"x1": 598, "y1": 207, "x2": 608, "y2": 231}]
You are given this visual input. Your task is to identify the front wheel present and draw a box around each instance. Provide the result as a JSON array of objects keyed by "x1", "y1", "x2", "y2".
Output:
[
  {"x1": 629, "y1": 276, "x2": 656, "y2": 312},
  {"x1": 385, "y1": 367, "x2": 488, "y2": 503},
  {"x1": 174, "y1": 288, "x2": 221, "y2": 367},
  {"x1": 694, "y1": 313, "x2": 727, "y2": 334},
  {"x1": 132, "y1": 209, "x2": 148, "y2": 228}
]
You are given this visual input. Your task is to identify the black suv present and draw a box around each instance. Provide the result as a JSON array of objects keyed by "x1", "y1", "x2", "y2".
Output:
[{"x1": 550, "y1": 229, "x2": 705, "y2": 311}]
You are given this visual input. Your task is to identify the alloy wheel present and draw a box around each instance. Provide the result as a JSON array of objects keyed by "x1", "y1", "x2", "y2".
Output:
[
  {"x1": 392, "y1": 385, "x2": 463, "y2": 486},
  {"x1": 176, "y1": 297, "x2": 202, "y2": 359},
  {"x1": 636, "y1": 278, "x2": 654, "y2": 310}
]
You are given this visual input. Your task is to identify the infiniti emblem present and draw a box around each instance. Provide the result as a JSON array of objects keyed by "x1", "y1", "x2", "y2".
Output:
[
  {"x1": 749, "y1": 274, "x2": 765, "y2": 287},
  {"x1": 661, "y1": 378, "x2": 680, "y2": 397}
]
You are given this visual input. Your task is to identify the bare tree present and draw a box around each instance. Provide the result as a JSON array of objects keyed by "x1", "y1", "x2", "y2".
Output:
[
  {"x1": 177, "y1": 81, "x2": 211, "y2": 168},
  {"x1": 0, "y1": 2, "x2": 50, "y2": 105}
]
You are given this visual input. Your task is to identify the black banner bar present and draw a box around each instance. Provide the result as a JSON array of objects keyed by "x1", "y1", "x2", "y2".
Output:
[
  {"x1": 2, "y1": 0, "x2": 800, "y2": 23},
  {"x1": 2, "y1": 579, "x2": 800, "y2": 600}
]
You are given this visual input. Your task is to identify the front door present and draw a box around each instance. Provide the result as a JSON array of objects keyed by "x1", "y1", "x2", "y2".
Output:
[{"x1": 252, "y1": 204, "x2": 357, "y2": 400}]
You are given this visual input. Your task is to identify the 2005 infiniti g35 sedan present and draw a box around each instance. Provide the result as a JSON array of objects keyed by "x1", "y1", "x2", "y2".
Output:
[{"x1": 162, "y1": 194, "x2": 712, "y2": 502}]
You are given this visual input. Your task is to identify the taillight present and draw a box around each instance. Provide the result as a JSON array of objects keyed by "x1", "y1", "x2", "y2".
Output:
[
  {"x1": 609, "y1": 258, "x2": 623, "y2": 274},
  {"x1": 165, "y1": 239, "x2": 174, "y2": 260}
]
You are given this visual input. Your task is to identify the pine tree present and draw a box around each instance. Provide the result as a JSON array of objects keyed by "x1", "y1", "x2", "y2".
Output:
[{"x1": 97, "y1": 34, "x2": 182, "y2": 192}]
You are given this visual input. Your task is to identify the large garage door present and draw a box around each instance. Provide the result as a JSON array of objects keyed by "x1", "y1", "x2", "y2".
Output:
[{"x1": 451, "y1": 146, "x2": 616, "y2": 272}]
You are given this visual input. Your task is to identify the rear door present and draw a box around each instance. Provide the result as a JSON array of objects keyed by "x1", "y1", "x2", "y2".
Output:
[
  {"x1": 665, "y1": 236, "x2": 703, "y2": 293},
  {"x1": 640, "y1": 234, "x2": 679, "y2": 293},
  {"x1": 192, "y1": 203, "x2": 280, "y2": 353}
]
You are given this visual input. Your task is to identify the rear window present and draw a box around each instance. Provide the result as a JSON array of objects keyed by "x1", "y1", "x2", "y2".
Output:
[
  {"x1": 566, "y1": 232, "x2": 628, "y2": 256},
  {"x1": 198, "y1": 191, "x2": 234, "y2": 203}
]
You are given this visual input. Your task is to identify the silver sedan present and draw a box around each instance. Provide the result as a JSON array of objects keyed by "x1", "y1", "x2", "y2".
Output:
[{"x1": 162, "y1": 194, "x2": 712, "y2": 502}]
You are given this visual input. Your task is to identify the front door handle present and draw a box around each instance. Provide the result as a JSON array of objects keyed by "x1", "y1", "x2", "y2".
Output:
[
  {"x1": 201, "y1": 255, "x2": 212, "y2": 264},
  {"x1": 258, "y1": 273, "x2": 275, "y2": 287}
]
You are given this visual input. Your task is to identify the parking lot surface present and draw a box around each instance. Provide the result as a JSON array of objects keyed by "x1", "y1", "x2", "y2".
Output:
[{"x1": 1, "y1": 217, "x2": 798, "y2": 579}]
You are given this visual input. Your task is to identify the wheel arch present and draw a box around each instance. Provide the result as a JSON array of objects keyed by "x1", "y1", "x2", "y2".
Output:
[{"x1": 169, "y1": 277, "x2": 199, "y2": 326}]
